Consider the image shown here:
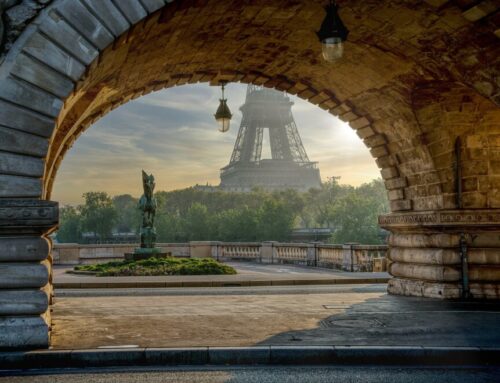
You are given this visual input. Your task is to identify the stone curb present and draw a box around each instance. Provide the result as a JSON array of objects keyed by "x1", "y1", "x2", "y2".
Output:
[
  {"x1": 54, "y1": 278, "x2": 390, "y2": 289},
  {"x1": 0, "y1": 346, "x2": 499, "y2": 370}
]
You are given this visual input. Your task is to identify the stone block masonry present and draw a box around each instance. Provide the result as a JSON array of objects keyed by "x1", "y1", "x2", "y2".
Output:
[
  {"x1": 380, "y1": 210, "x2": 500, "y2": 299},
  {"x1": 0, "y1": 0, "x2": 498, "y2": 350},
  {"x1": 0, "y1": 200, "x2": 58, "y2": 349}
]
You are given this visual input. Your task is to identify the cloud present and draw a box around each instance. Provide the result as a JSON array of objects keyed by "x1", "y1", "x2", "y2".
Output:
[{"x1": 52, "y1": 83, "x2": 380, "y2": 204}]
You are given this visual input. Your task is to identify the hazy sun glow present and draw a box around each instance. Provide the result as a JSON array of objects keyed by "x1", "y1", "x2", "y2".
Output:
[{"x1": 52, "y1": 83, "x2": 380, "y2": 204}]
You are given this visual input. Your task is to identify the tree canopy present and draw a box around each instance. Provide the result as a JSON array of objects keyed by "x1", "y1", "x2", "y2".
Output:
[{"x1": 56, "y1": 178, "x2": 389, "y2": 244}]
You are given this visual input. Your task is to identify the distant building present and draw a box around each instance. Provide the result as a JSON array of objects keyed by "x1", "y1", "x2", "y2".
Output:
[
  {"x1": 290, "y1": 228, "x2": 333, "y2": 243},
  {"x1": 193, "y1": 184, "x2": 220, "y2": 193},
  {"x1": 219, "y1": 85, "x2": 321, "y2": 192}
]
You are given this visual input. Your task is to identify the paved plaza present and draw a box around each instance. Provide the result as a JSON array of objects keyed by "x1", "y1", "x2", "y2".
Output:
[
  {"x1": 53, "y1": 262, "x2": 390, "y2": 288},
  {"x1": 51, "y1": 283, "x2": 500, "y2": 350}
]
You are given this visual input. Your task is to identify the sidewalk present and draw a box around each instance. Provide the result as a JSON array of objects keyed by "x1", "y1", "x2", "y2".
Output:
[
  {"x1": 49, "y1": 284, "x2": 500, "y2": 350},
  {"x1": 53, "y1": 262, "x2": 390, "y2": 288},
  {"x1": 3, "y1": 285, "x2": 500, "y2": 370}
]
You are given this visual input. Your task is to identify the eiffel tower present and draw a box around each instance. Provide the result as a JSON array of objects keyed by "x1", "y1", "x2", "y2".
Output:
[{"x1": 220, "y1": 85, "x2": 321, "y2": 192}]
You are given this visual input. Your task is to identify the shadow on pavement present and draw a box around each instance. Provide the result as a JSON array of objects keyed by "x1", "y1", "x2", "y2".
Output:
[{"x1": 256, "y1": 293, "x2": 500, "y2": 347}]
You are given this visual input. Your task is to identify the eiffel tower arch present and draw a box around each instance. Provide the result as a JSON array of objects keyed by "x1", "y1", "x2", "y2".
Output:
[{"x1": 220, "y1": 85, "x2": 322, "y2": 192}]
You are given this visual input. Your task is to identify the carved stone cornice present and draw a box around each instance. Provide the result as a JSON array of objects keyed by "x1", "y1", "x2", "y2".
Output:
[
  {"x1": 0, "y1": 199, "x2": 58, "y2": 234},
  {"x1": 379, "y1": 209, "x2": 500, "y2": 233}
]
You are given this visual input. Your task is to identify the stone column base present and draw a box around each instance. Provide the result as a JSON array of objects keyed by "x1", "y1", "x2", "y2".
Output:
[
  {"x1": 379, "y1": 209, "x2": 500, "y2": 300},
  {"x1": 388, "y1": 278, "x2": 500, "y2": 299},
  {"x1": 0, "y1": 316, "x2": 50, "y2": 349},
  {"x1": 0, "y1": 200, "x2": 58, "y2": 349}
]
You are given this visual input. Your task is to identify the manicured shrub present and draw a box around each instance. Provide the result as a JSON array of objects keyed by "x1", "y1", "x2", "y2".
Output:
[{"x1": 74, "y1": 257, "x2": 236, "y2": 276}]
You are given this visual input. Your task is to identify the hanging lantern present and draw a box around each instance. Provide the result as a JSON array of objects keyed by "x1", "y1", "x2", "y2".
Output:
[
  {"x1": 214, "y1": 82, "x2": 232, "y2": 133},
  {"x1": 317, "y1": 1, "x2": 349, "y2": 62}
]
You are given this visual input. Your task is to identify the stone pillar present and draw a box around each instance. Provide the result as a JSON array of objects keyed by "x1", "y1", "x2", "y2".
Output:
[
  {"x1": 342, "y1": 243, "x2": 355, "y2": 272},
  {"x1": 0, "y1": 200, "x2": 58, "y2": 349},
  {"x1": 306, "y1": 244, "x2": 318, "y2": 267},
  {"x1": 189, "y1": 241, "x2": 221, "y2": 258},
  {"x1": 379, "y1": 209, "x2": 500, "y2": 299},
  {"x1": 260, "y1": 242, "x2": 276, "y2": 264}
]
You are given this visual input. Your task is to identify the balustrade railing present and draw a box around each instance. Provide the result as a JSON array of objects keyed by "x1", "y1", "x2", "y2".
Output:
[
  {"x1": 53, "y1": 241, "x2": 388, "y2": 271},
  {"x1": 274, "y1": 243, "x2": 310, "y2": 264},
  {"x1": 351, "y1": 245, "x2": 387, "y2": 271},
  {"x1": 219, "y1": 242, "x2": 261, "y2": 260},
  {"x1": 317, "y1": 244, "x2": 344, "y2": 269}
]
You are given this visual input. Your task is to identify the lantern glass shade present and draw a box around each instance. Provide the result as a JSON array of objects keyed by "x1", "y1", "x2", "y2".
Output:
[
  {"x1": 217, "y1": 117, "x2": 231, "y2": 133},
  {"x1": 321, "y1": 36, "x2": 344, "y2": 62},
  {"x1": 214, "y1": 98, "x2": 232, "y2": 133}
]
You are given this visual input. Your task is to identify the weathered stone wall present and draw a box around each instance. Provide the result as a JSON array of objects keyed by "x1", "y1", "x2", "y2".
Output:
[
  {"x1": 0, "y1": 200, "x2": 57, "y2": 348},
  {"x1": 0, "y1": 0, "x2": 498, "y2": 349},
  {"x1": 0, "y1": 0, "x2": 52, "y2": 60},
  {"x1": 380, "y1": 209, "x2": 500, "y2": 299},
  {"x1": 0, "y1": 0, "x2": 497, "y2": 213},
  {"x1": 412, "y1": 83, "x2": 500, "y2": 210}
]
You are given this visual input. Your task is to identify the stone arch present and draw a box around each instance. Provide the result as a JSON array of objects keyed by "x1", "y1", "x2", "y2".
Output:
[
  {"x1": 0, "y1": 0, "x2": 499, "y2": 349},
  {"x1": 45, "y1": 73, "x2": 402, "y2": 203},
  {"x1": 1, "y1": 0, "x2": 449, "y2": 215}
]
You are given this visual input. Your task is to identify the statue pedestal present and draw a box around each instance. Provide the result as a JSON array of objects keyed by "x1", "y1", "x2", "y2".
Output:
[{"x1": 125, "y1": 248, "x2": 171, "y2": 261}]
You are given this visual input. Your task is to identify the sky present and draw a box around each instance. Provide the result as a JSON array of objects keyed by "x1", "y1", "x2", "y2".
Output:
[{"x1": 52, "y1": 83, "x2": 380, "y2": 205}]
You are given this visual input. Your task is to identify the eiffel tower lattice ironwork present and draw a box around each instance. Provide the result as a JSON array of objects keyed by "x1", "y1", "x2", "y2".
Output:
[{"x1": 220, "y1": 85, "x2": 321, "y2": 192}]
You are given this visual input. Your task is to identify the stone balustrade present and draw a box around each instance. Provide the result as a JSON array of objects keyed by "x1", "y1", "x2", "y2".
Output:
[
  {"x1": 218, "y1": 243, "x2": 261, "y2": 260},
  {"x1": 274, "y1": 243, "x2": 311, "y2": 264},
  {"x1": 316, "y1": 245, "x2": 345, "y2": 269},
  {"x1": 53, "y1": 241, "x2": 388, "y2": 272},
  {"x1": 53, "y1": 243, "x2": 190, "y2": 264}
]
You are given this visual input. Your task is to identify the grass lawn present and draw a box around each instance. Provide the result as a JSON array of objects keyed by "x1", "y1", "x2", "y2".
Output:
[{"x1": 73, "y1": 257, "x2": 237, "y2": 276}]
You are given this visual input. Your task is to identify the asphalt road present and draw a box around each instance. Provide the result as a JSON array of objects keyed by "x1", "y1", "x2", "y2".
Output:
[{"x1": 2, "y1": 366, "x2": 499, "y2": 383}]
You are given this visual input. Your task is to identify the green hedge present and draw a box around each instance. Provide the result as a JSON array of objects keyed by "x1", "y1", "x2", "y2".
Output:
[{"x1": 74, "y1": 257, "x2": 236, "y2": 276}]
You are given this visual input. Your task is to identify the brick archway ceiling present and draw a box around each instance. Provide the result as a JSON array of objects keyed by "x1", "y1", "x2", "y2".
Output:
[{"x1": 7, "y1": 0, "x2": 498, "y2": 212}]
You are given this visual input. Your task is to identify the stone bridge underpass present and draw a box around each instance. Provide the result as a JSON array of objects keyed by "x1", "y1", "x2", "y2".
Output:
[{"x1": 0, "y1": 0, "x2": 499, "y2": 349}]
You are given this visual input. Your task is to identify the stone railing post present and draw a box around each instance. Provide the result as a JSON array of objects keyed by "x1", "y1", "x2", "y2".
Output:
[
  {"x1": 212, "y1": 242, "x2": 221, "y2": 261},
  {"x1": 380, "y1": 209, "x2": 500, "y2": 299},
  {"x1": 260, "y1": 241, "x2": 276, "y2": 264},
  {"x1": 189, "y1": 241, "x2": 220, "y2": 258},
  {"x1": 0, "y1": 199, "x2": 58, "y2": 349},
  {"x1": 306, "y1": 243, "x2": 317, "y2": 266},
  {"x1": 351, "y1": 245, "x2": 360, "y2": 272},
  {"x1": 342, "y1": 243, "x2": 355, "y2": 271}
]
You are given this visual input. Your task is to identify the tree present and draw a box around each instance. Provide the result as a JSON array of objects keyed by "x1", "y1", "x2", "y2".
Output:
[
  {"x1": 217, "y1": 207, "x2": 259, "y2": 242},
  {"x1": 80, "y1": 192, "x2": 117, "y2": 241},
  {"x1": 112, "y1": 194, "x2": 140, "y2": 233},
  {"x1": 156, "y1": 211, "x2": 185, "y2": 242},
  {"x1": 57, "y1": 205, "x2": 81, "y2": 243},
  {"x1": 55, "y1": 179, "x2": 389, "y2": 244},
  {"x1": 182, "y1": 202, "x2": 213, "y2": 241},
  {"x1": 328, "y1": 193, "x2": 384, "y2": 244},
  {"x1": 303, "y1": 177, "x2": 349, "y2": 228},
  {"x1": 356, "y1": 179, "x2": 390, "y2": 213},
  {"x1": 257, "y1": 198, "x2": 296, "y2": 241}
]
